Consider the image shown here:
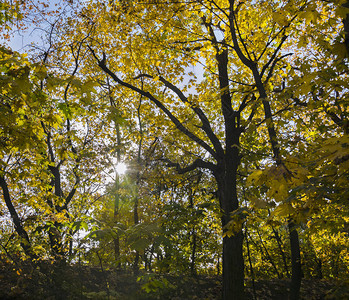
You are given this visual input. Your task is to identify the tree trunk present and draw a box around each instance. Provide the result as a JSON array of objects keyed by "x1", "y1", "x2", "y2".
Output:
[
  {"x1": 223, "y1": 232, "x2": 244, "y2": 300},
  {"x1": 0, "y1": 175, "x2": 37, "y2": 259},
  {"x1": 189, "y1": 186, "x2": 197, "y2": 276},
  {"x1": 316, "y1": 258, "x2": 323, "y2": 279},
  {"x1": 288, "y1": 219, "x2": 302, "y2": 300},
  {"x1": 257, "y1": 228, "x2": 281, "y2": 278},
  {"x1": 149, "y1": 244, "x2": 154, "y2": 272},
  {"x1": 133, "y1": 195, "x2": 139, "y2": 275},
  {"x1": 254, "y1": 67, "x2": 303, "y2": 300},
  {"x1": 113, "y1": 177, "x2": 120, "y2": 266},
  {"x1": 114, "y1": 121, "x2": 121, "y2": 267},
  {"x1": 217, "y1": 256, "x2": 220, "y2": 276},
  {"x1": 271, "y1": 225, "x2": 290, "y2": 278},
  {"x1": 190, "y1": 230, "x2": 197, "y2": 276},
  {"x1": 216, "y1": 153, "x2": 245, "y2": 300},
  {"x1": 245, "y1": 226, "x2": 257, "y2": 300},
  {"x1": 48, "y1": 226, "x2": 64, "y2": 258},
  {"x1": 113, "y1": 204, "x2": 120, "y2": 265},
  {"x1": 133, "y1": 93, "x2": 143, "y2": 276},
  {"x1": 48, "y1": 166, "x2": 66, "y2": 259}
]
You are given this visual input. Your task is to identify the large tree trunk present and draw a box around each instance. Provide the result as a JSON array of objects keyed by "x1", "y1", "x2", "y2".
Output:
[
  {"x1": 223, "y1": 232, "x2": 244, "y2": 300},
  {"x1": 48, "y1": 226, "x2": 64, "y2": 258},
  {"x1": 217, "y1": 147, "x2": 245, "y2": 300}
]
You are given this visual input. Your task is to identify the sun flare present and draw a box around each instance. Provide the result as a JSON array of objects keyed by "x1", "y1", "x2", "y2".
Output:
[{"x1": 115, "y1": 162, "x2": 127, "y2": 176}]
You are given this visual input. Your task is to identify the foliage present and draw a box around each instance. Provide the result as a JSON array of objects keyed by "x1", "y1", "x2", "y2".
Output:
[{"x1": 0, "y1": 0, "x2": 349, "y2": 299}]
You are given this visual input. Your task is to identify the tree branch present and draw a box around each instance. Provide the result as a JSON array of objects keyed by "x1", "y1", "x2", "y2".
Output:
[
  {"x1": 163, "y1": 157, "x2": 217, "y2": 173},
  {"x1": 88, "y1": 46, "x2": 219, "y2": 160},
  {"x1": 157, "y1": 75, "x2": 224, "y2": 158}
]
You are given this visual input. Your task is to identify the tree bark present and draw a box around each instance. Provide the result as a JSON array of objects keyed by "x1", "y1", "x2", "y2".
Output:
[
  {"x1": 216, "y1": 143, "x2": 245, "y2": 300},
  {"x1": 190, "y1": 230, "x2": 197, "y2": 276},
  {"x1": 0, "y1": 175, "x2": 36, "y2": 259},
  {"x1": 114, "y1": 175, "x2": 120, "y2": 266},
  {"x1": 245, "y1": 226, "x2": 257, "y2": 300},
  {"x1": 252, "y1": 64, "x2": 302, "y2": 300},
  {"x1": 256, "y1": 228, "x2": 281, "y2": 278},
  {"x1": 222, "y1": 232, "x2": 244, "y2": 300},
  {"x1": 114, "y1": 114, "x2": 122, "y2": 267},
  {"x1": 188, "y1": 185, "x2": 197, "y2": 276},
  {"x1": 133, "y1": 94, "x2": 143, "y2": 276},
  {"x1": 288, "y1": 219, "x2": 302, "y2": 300},
  {"x1": 271, "y1": 225, "x2": 290, "y2": 278},
  {"x1": 48, "y1": 166, "x2": 65, "y2": 258}
]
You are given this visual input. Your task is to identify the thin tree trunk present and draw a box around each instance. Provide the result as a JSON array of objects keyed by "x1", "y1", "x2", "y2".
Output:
[
  {"x1": 133, "y1": 93, "x2": 143, "y2": 276},
  {"x1": 190, "y1": 230, "x2": 197, "y2": 276},
  {"x1": 217, "y1": 255, "x2": 220, "y2": 276},
  {"x1": 149, "y1": 244, "x2": 154, "y2": 272},
  {"x1": 133, "y1": 174, "x2": 139, "y2": 275},
  {"x1": 288, "y1": 219, "x2": 302, "y2": 300},
  {"x1": 256, "y1": 228, "x2": 281, "y2": 278},
  {"x1": 248, "y1": 231, "x2": 269, "y2": 265},
  {"x1": 253, "y1": 65, "x2": 302, "y2": 299},
  {"x1": 245, "y1": 226, "x2": 257, "y2": 300},
  {"x1": 48, "y1": 166, "x2": 65, "y2": 258},
  {"x1": 271, "y1": 225, "x2": 290, "y2": 278},
  {"x1": 0, "y1": 175, "x2": 36, "y2": 259},
  {"x1": 114, "y1": 107, "x2": 121, "y2": 267},
  {"x1": 188, "y1": 186, "x2": 198, "y2": 276},
  {"x1": 315, "y1": 258, "x2": 323, "y2": 279},
  {"x1": 248, "y1": 229, "x2": 279, "y2": 277},
  {"x1": 114, "y1": 174, "x2": 120, "y2": 266}
]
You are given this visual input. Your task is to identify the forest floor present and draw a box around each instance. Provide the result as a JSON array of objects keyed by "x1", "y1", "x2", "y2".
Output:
[{"x1": 0, "y1": 261, "x2": 348, "y2": 299}]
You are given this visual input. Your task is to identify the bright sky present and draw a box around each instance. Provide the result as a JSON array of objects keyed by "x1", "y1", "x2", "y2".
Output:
[{"x1": 2, "y1": 0, "x2": 73, "y2": 52}]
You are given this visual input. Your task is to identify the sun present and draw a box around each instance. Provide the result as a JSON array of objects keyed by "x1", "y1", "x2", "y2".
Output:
[{"x1": 115, "y1": 162, "x2": 127, "y2": 176}]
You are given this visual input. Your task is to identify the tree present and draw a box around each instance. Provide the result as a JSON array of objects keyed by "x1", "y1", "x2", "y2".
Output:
[
  {"x1": 0, "y1": 34, "x2": 115, "y2": 264},
  {"x1": 1, "y1": 0, "x2": 348, "y2": 299},
  {"x1": 51, "y1": 0, "x2": 347, "y2": 298}
]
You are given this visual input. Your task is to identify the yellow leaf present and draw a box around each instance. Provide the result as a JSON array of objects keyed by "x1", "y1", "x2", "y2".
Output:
[
  {"x1": 247, "y1": 170, "x2": 263, "y2": 185},
  {"x1": 273, "y1": 11, "x2": 288, "y2": 27}
]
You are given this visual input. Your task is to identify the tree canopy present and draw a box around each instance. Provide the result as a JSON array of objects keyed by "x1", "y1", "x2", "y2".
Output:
[{"x1": 0, "y1": 0, "x2": 348, "y2": 299}]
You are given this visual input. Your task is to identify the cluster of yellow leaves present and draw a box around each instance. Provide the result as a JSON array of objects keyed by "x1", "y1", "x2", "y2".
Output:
[
  {"x1": 223, "y1": 207, "x2": 249, "y2": 238},
  {"x1": 247, "y1": 162, "x2": 309, "y2": 202}
]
